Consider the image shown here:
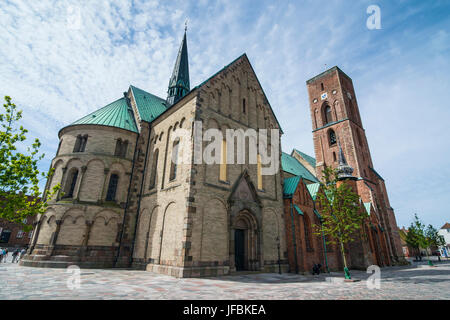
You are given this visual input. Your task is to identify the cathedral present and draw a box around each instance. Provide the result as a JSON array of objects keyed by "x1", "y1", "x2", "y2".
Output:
[{"x1": 20, "y1": 30, "x2": 404, "y2": 277}]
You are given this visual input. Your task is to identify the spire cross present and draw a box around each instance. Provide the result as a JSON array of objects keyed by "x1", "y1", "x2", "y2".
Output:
[{"x1": 185, "y1": 19, "x2": 188, "y2": 32}]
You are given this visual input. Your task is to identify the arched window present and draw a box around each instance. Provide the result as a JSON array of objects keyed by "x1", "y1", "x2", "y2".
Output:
[
  {"x1": 73, "y1": 135, "x2": 82, "y2": 153},
  {"x1": 324, "y1": 105, "x2": 333, "y2": 124},
  {"x1": 114, "y1": 139, "x2": 129, "y2": 157},
  {"x1": 242, "y1": 98, "x2": 246, "y2": 114},
  {"x1": 149, "y1": 149, "x2": 159, "y2": 189},
  {"x1": 321, "y1": 83, "x2": 324, "y2": 91},
  {"x1": 169, "y1": 139, "x2": 180, "y2": 181},
  {"x1": 106, "y1": 174, "x2": 119, "y2": 201},
  {"x1": 80, "y1": 135, "x2": 88, "y2": 152},
  {"x1": 74, "y1": 135, "x2": 88, "y2": 152},
  {"x1": 114, "y1": 139, "x2": 122, "y2": 156},
  {"x1": 333, "y1": 151, "x2": 337, "y2": 162},
  {"x1": 329, "y1": 129, "x2": 337, "y2": 145},
  {"x1": 63, "y1": 169, "x2": 79, "y2": 198}
]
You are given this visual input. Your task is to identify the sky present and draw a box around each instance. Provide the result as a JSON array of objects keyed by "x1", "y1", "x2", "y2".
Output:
[{"x1": 0, "y1": 0, "x2": 449, "y2": 228}]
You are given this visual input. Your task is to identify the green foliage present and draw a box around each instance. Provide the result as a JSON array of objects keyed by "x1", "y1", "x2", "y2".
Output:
[
  {"x1": 425, "y1": 224, "x2": 445, "y2": 249},
  {"x1": 0, "y1": 96, "x2": 59, "y2": 230},
  {"x1": 313, "y1": 166, "x2": 367, "y2": 268},
  {"x1": 405, "y1": 214, "x2": 423, "y2": 252},
  {"x1": 404, "y1": 214, "x2": 445, "y2": 257}
]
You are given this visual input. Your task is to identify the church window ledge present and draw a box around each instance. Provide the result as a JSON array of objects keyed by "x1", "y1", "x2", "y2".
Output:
[
  {"x1": 203, "y1": 181, "x2": 229, "y2": 192},
  {"x1": 218, "y1": 179, "x2": 230, "y2": 185},
  {"x1": 312, "y1": 118, "x2": 348, "y2": 132},
  {"x1": 161, "y1": 183, "x2": 181, "y2": 192}
]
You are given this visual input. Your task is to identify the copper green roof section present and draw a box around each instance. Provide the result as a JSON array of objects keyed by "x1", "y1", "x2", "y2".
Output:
[
  {"x1": 281, "y1": 152, "x2": 318, "y2": 183},
  {"x1": 364, "y1": 202, "x2": 372, "y2": 216},
  {"x1": 314, "y1": 209, "x2": 322, "y2": 220},
  {"x1": 69, "y1": 97, "x2": 138, "y2": 133},
  {"x1": 294, "y1": 205, "x2": 304, "y2": 216},
  {"x1": 293, "y1": 149, "x2": 316, "y2": 168},
  {"x1": 167, "y1": 30, "x2": 190, "y2": 106},
  {"x1": 306, "y1": 183, "x2": 320, "y2": 201},
  {"x1": 283, "y1": 176, "x2": 301, "y2": 198},
  {"x1": 130, "y1": 85, "x2": 167, "y2": 122}
]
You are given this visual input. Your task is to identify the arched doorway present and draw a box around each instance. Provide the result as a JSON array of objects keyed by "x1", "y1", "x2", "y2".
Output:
[{"x1": 232, "y1": 210, "x2": 259, "y2": 271}]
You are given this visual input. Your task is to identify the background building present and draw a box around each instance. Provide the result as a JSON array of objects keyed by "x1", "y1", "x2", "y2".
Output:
[{"x1": 438, "y1": 223, "x2": 450, "y2": 258}]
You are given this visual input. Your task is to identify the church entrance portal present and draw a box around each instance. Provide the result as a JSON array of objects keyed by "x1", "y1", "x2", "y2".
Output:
[
  {"x1": 234, "y1": 229, "x2": 245, "y2": 271},
  {"x1": 232, "y1": 210, "x2": 259, "y2": 271}
]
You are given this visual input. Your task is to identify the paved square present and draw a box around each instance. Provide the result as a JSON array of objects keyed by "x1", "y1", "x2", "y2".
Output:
[{"x1": 1, "y1": 256, "x2": 449, "y2": 300}]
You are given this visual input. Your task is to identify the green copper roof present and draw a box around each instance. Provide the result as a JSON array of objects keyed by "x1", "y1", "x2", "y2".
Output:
[
  {"x1": 364, "y1": 202, "x2": 372, "y2": 216},
  {"x1": 293, "y1": 149, "x2": 316, "y2": 168},
  {"x1": 281, "y1": 152, "x2": 318, "y2": 183},
  {"x1": 130, "y1": 85, "x2": 167, "y2": 122},
  {"x1": 314, "y1": 209, "x2": 322, "y2": 220},
  {"x1": 167, "y1": 30, "x2": 190, "y2": 105},
  {"x1": 294, "y1": 205, "x2": 304, "y2": 216},
  {"x1": 306, "y1": 183, "x2": 320, "y2": 201},
  {"x1": 69, "y1": 97, "x2": 138, "y2": 133},
  {"x1": 283, "y1": 176, "x2": 301, "y2": 197}
]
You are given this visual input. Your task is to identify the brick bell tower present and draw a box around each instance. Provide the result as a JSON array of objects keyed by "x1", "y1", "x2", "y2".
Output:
[{"x1": 306, "y1": 66, "x2": 404, "y2": 264}]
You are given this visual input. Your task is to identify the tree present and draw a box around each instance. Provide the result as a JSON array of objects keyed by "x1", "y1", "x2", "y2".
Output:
[
  {"x1": 404, "y1": 223, "x2": 421, "y2": 259},
  {"x1": 0, "y1": 96, "x2": 59, "y2": 230},
  {"x1": 424, "y1": 224, "x2": 445, "y2": 265},
  {"x1": 314, "y1": 166, "x2": 368, "y2": 279}
]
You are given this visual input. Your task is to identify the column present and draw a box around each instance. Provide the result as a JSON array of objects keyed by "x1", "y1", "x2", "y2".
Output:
[{"x1": 56, "y1": 167, "x2": 68, "y2": 200}]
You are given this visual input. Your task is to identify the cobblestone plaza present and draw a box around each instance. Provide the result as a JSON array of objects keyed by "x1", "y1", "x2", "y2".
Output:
[{"x1": 1, "y1": 256, "x2": 449, "y2": 300}]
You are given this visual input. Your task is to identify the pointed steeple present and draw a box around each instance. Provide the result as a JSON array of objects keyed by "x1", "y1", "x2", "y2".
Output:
[
  {"x1": 166, "y1": 27, "x2": 190, "y2": 106},
  {"x1": 336, "y1": 138, "x2": 355, "y2": 180}
]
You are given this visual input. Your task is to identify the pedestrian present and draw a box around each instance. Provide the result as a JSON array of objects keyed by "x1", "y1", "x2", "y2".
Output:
[
  {"x1": 312, "y1": 263, "x2": 322, "y2": 275},
  {"x1": 3, "y1": 248, "x2": 7, "y2": 263},
  {"x1": 20, "y1": 248, "x2": 26, "y2": 261},
  {"x1": 11, "y1": 249, "x2": 19, "y2": 263},
  {"x1": 0, "y1": 248, "x2": 3, "y2": 263}
]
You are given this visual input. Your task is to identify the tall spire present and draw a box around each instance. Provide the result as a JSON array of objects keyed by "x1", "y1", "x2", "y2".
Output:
[
  {"x1": 166, "y1": 26, "x2": 190, "y2": 106},
  {"x1": 336, "y1": 138, "x2": 355, "y2": 180}
]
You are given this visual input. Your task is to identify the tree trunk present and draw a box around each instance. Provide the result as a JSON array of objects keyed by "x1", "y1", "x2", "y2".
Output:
[{"x1": 340, "y1": 241, "x2": 347, "y2": 269}]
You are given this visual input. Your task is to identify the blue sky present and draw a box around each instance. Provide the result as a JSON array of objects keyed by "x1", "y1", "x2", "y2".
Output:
[{"x1": 0, "y1": 0, "x2": 449, "y2": 228}]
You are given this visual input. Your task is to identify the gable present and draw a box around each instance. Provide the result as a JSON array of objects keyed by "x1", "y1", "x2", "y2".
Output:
[
  {"x1": 129, "y1": 85, "x2": 167, "y2": 123},
  {"x1": 281, "y1": 152, "x2": 318, "y2": 183},
  {"x1": 229, "y1": 170, "x2": 261, "y2": 205},
  {"x1": 196, "y1": 53, "x2": 283, "y2": 133}
]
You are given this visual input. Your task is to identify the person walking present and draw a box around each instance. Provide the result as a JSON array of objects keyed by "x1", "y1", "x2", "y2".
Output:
[
  {"x1": 19, "y1": 248, "x2": 26, "y2": 261},
  {"x1": 2, "y1": 248, "x2": 7, "y2": 263},
  {"x1": 0, "y1": 248, "x2": 3, "y2": 263},
  {"x1": 11, "y1": 249, "x2": 20, "y2": 263}
]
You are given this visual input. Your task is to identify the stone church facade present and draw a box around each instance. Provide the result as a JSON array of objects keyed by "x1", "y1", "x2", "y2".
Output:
[{"x1": 20, "y1": 31, "x2": 403, "y2": 277}]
